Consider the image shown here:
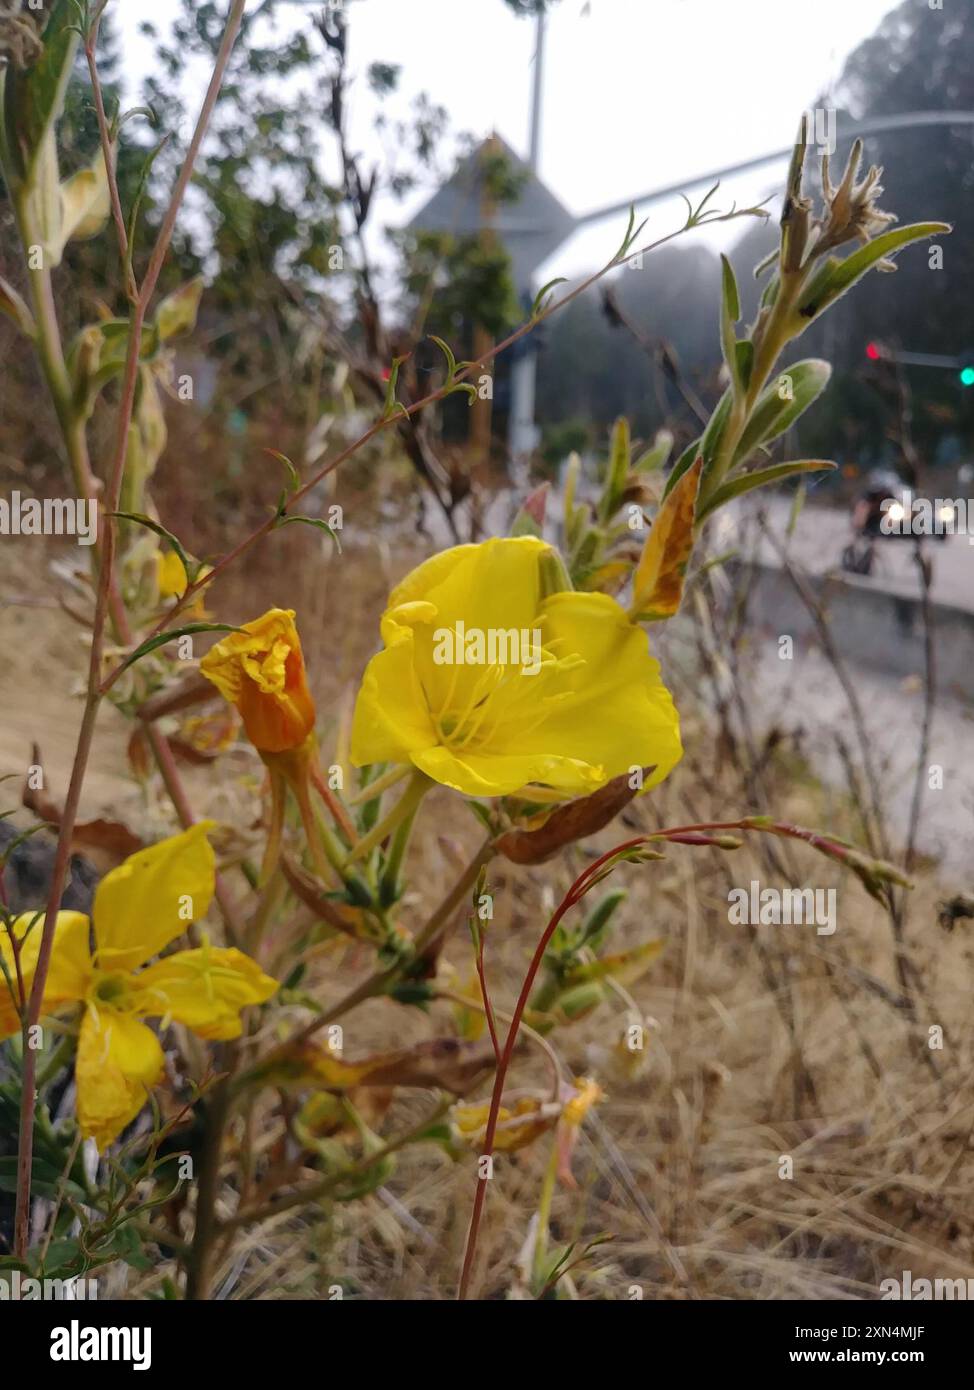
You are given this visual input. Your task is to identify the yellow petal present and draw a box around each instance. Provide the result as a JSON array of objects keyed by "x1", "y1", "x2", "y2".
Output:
[
  {"x1": 385, "y1": 536, "x2": 548, "y2": 633},
  {"x1": 93, "y1": 824, "x2": 215, "y2": 973},
  {"x1": 1, "y1": 912, "x2": 92, "y2": 1040},
  {"x1": 350, "y1": 635, "x2": 438, "y2": 766},
  {"x1": 75, "y1": 1006, "x2": 164, "y2": 1150},
  {"x1": 133, "y1": 946, "x2": 278, "y2": 1040},
  {"x1": 155, "y1": 549, "x2": 187, "y2": 599},
  {"x1": 514, "y1": 590, "x2": 683, "y2": 792}
]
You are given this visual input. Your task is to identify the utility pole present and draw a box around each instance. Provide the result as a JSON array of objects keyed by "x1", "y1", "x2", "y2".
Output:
[{"x1": 507, "y1": 7, "x2": 547, "y2": 477}]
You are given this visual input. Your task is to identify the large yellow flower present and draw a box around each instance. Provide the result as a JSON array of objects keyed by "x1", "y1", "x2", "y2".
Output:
[
  {"x1": 0, "y1": 825, "x2": 278, "y2": 1149},
  {"x1": 351, "y1": 536, "x2": 682, "y2": 798}
]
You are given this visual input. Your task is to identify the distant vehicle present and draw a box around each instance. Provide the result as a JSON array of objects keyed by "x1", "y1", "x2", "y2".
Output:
[{"x1": 841, "y1": 471, "x2": 951, "y2": 575}]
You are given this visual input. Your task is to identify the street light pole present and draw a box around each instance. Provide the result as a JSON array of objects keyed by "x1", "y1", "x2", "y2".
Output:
[{"x1": 508, "y1": 7, "x2": 547, "y2": 476}]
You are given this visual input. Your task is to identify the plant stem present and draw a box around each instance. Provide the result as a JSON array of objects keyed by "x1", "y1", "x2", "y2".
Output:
[
  {"x1": 12, "y1": 0, "x2": 249, "y2": 1261},
  {"x1": 532, "y1": 1130, "x2": 561, "y2": 1291}
]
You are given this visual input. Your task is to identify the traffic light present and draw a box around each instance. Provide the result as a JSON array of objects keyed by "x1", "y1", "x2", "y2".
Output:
[
  {"x1": 960, "y1": 365, "x2": 974, "y2": 387},
  {"x1": 865, "y1": 341, "x2": 882, "y2": 361}
]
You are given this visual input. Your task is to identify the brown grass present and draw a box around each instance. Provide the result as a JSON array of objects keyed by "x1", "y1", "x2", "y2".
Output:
[{"x1": 4, "y1": 530, "x2": 973, "y2": 1301}]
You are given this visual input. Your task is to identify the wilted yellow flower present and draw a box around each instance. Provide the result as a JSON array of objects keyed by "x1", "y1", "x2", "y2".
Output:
[
  {"x1": 0, "y1": 825, "x2": 278, "y2": 1149},
  {"x1": 453, "y1": 1094, "x2": 558, "y2": 1153},
  {"x1": 201, "y1": 607, "x2": 316, "y2": 755},
  {"x1": 351, "y1": 537, "x2": 682, "y2": 798},
  {"x1": 562, "y1": 1076, "x2": 604, "y2": 1127}
]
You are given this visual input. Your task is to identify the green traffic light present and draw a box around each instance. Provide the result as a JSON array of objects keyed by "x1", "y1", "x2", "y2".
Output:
[{"x1": 961, "y1": 366, "x2": 974, "y2": 387}]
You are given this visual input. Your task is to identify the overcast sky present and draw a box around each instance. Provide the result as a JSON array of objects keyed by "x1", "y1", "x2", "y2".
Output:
[{"x1": 118, "y1": 0, "x2": 901, "y2": 279}]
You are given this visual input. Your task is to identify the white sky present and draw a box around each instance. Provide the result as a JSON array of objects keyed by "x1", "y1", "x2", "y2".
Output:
[{"x1": 117, "y1": 0, "x2": 901, "y2": 279}]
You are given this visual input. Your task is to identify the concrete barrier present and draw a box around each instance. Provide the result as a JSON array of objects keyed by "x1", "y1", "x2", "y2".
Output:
[{"x1": 735, "y1": 560, "x2": 974, "y2": 692}]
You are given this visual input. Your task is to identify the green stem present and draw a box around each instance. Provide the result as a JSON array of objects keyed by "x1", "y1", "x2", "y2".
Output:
[
  {"x1": 378, "y1": 792, "x2": 421, "y2": 904},
  {"x1": 36, "y1": 1031, "x2": 78, "y2": 1089},
  {"x1": 343, "y1": 771, "x2": 431, "y2": 866},
  {"x1": 532, "y1": 1130, "x2": 561, "y2": 1291}
]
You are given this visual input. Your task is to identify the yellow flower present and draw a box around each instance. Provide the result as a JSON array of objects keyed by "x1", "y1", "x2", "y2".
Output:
[
  {"x1": 0, "y1": 825, "x2": 278, "y2": 1149},
  {"x1": 351, "y1": 537, "x2": 682, "y2": 798},
  {"x1": 200, "y1": 607, "x2": 316, "y2": 755},
  {"x1": 156, "y1": 549, "x2": 188, "y2": 599}
]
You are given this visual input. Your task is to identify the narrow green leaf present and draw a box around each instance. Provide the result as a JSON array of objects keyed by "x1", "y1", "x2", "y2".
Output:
[
  {"x1": 382, "y1": 354, "x2": 410, "y2": 418},
  {"x1": 798, "y1": 222, "x2": 951, "y2": 320},
  {"x1": 600, "y1": 416, "x2": 630, "y2": 519},
  {"x1": 697, "y1": 460, "x2": 836, "y2": 520},
  {"x1": 275, "y1": 515, "x2": 342, "y2": 553},
  {"x1": 118, "y1": 624, "x2": 241, "y2": 674},
  {"x1": 720, "y1": 253, "x2": 740, "y2": 321},
  {"x1": 531, "y1": 278, "x2": 567, "y2": 319},
  {"x1": 428, "y1": 334, "x2": 457, "y2": 380},
  {"x1": 108, "y1": 512, "x2": 194, "y2": 582},
  {"x1": 634, "y1": 430, "x2": 673, "y2": 473},
  {"x1": 732, "y1": 359, "x2": 831, "y2": 466},
  {"x1": 719, "y1": 255, "x2": 744, "y2": 393},
  {"x1": 662, "y1": 437, "x2": 702, "y2": 501},
  {"x1": 735, "y1": 340, "x2": 754, "y2": 391},
  {"x1": 265, "y1": 449, "x2": 300, "y2": 493}
]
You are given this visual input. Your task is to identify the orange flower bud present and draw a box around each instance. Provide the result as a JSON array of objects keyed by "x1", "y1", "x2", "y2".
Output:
[{"x1": 200, "y1": 608, "x2": 316, "y2": 754}]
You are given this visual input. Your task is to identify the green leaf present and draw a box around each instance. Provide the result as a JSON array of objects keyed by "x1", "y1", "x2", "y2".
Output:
[
  {"x1": 600, "y1": 416, "x2": 630, "y2": 520},
  {"x1": 0, "y1": 1156, "x2": 86, "y2": 1203},
  {"x1": 265, "y1": 448, "x2": 300, "y2": 493},
  {"x1": 107, "y1": 512, "x2": 195, "y2": 582},
  {"x1": 275, "y1": 514, "x2": 342, "y2": 552},
  {"x1": 732, "y1": 359, "x2": 831, "y2": 466},
  {"x1": 661, "y1": 437, "x2": 702, "y2": 501},
  {"x1": 720, "y1": 252, "x2": 740, "y2": 320},
  {"x1": 125, "y1": 134, "x2": 171, "y2": 280},
  {"x1": 697, "y1": 460, "x2": 836, "y2": 520},
  {"x1": 428, "y1": 334, "x2": 457, "y2": 380},
  {"x1": 0, "y1": 0, "x2": 78, "y2": 186},
  {"x1": 382, "y1": 353, "x2": 410, "y2": 418},
  {"x1": 719, "y1": 255, "x2": 744, "y2": 393},
  {"x1": 735, "y1": 340, "x2": 754, "y2": 391},
  {"x1": 531, "y1": 278, "x2": 567, "y2": 319},
  {"x1": 797, "y1": 223, "x2": 951, "y2": 320},
  {"x1": 634, "y1": 430, "x2": 673, "y2": 473},
  {"x1": 118, "y1": 623, "x2": 241, "y2": 674}
]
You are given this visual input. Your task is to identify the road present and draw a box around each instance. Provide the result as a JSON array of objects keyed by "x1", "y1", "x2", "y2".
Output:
[{"x1": 717, "y1": 495, "x2": 973, "y2": 612}]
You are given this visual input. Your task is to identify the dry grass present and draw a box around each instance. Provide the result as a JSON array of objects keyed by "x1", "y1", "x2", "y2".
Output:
[{"x1": 5, "y1": 528, "x2": 973, "y2": 1301}]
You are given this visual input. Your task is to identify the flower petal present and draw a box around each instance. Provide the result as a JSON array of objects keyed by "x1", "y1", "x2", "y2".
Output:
[
  {"x1": 93, "y1": 824, "x2": 215, "y2": 972},
  {"x1": 0, "y1": 912, "x2": 92, "y2": 1040},
  {"x1": 133, "y1": 947, "x2": 278, "y2": 1040},
  {"x1": 76, "y1": 1006, "x2": 164, "y2": 1150},
  {"x1": 507, "y1": 591, "x2": 683, "y2": 790}
]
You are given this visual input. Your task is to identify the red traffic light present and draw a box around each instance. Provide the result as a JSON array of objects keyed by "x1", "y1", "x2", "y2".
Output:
[{"x1": 865, "y1": 341, "x2": 882, "y2": 361}]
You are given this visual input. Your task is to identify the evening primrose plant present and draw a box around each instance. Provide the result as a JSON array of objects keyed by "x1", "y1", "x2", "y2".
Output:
[{"x1": 0, "y1": 4, "x2": 932, "y2": 1300}]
